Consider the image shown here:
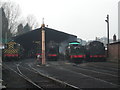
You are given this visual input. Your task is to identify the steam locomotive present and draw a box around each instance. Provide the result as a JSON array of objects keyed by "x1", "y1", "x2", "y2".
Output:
[
  {"x1": 46, "y1": 41, "x2": 59, "y2": 61},
  {"x1": 65, "y1": 41, "x2": 86, "y2": 63},
  {"x1": 65, "y1": 41, "x2": 106, "y2": 63},
  {"x1": 86, "y1": 41, "x2": 106, "y2": 61},
  {"x1": 26, "y1": 41, "x2": 59, "y2": 60},
  {"x1": 27, "y1": 41, "x2": 41, "y2": 58}
]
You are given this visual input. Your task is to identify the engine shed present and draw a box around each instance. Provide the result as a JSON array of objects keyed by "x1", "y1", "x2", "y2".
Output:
[{"x1": 13, "y1": 27, "x2": 77, "y2": 54}]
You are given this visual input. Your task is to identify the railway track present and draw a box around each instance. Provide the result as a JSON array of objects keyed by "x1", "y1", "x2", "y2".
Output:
[
  {"x1": 3, "y1": 61, "x2": 80, "y2": 90},
  {"x1": 3, "y1": 59, "x2": 119, "y2": 89},
  {"x1": 46, "y1": 61, "x2": 119, "y2": 88},
  {"x1": 2, "y1": 64, "x2": 40, "y2": 89},
  {"x1": 66, "y1": 66, "x2": 118, "y2": 86},
  {"x1": 17, "y1": 64, "x2": 80, "y2": 90},
  {"x1": 85, "y1": 62, "x2": 119, "y2": 70},
  {"x1": 48, "y1": 61, "x2": 118, "y2": 76}
]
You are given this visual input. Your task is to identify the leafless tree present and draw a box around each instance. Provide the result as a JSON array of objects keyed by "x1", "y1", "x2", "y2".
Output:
[
  {"x1": 1, "y1": 1, "x2": 21, "y2": 35},
  {"x1": 26, "y1": 14, "x2": 39, "y2": 30}
]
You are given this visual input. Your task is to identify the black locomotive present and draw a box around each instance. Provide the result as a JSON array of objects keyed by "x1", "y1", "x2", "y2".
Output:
[
  {"x1": 46, "y1": 41, "x2": 59, "y2": 61},
  {"x1": 27, "y1": 41, "x2": 41, "y2": 58},
  {"x1": 65, "y1": 41, "x2": 106, "y2": 63},
  {"x1": 86, "y1": 41, "x2": 106, "y2": 62}
]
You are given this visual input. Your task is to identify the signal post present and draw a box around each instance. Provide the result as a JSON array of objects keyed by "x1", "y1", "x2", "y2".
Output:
[{"x1": 105, "y1": 14, "x2": 109, "y2": 58}]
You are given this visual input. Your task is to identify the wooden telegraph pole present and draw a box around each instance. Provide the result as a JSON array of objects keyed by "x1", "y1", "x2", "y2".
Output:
[{"x1": 41, "y1": 18, "x2": 46, "y2": 65}]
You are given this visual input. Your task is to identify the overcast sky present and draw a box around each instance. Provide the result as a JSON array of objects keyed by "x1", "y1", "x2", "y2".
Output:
[{"x1": 1, "y1": 0, "x2": 119, "y2": 41}]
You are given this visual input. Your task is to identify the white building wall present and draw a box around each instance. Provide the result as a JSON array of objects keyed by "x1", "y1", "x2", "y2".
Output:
[
  {"x1": 118, "y1": 1, "x2": 120, "y2": 41},
  {"x1": 0, "y1": 8, "x2": 2, "y2": 45}
]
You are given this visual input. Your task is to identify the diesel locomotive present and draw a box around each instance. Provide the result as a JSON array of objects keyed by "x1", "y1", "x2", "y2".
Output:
[{"x1": 3, "y1": 41, "x2": 24, "y2": 60}]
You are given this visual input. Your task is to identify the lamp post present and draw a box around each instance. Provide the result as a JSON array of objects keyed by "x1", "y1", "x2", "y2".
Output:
[{"x1": 105, "y1": 14, "x2": 109, "y2": 58}]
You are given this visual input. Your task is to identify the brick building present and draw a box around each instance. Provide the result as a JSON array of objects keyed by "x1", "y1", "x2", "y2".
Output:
[{"x1": 108, "y1": 42, "x2": 120, "y2": 62}]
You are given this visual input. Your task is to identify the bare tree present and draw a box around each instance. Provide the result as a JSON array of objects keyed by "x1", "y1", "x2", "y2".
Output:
[
  {"x1": 1, "y1": 1, "x2": 21, "y2": 35},
  {"x1": 26, "y1": 14, "x2": 39, "y2": 30}
]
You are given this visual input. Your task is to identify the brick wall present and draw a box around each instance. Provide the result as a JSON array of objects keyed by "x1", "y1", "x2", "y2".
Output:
[{"x1": 108, "y1": 42, "x2": 120, "y2": 62}]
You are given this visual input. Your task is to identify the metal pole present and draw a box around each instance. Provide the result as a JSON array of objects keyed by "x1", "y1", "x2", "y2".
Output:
[
  {"x1": 107, "y1": 15, "x2": 109, "y2": 45},
  {"x1": 105, "y1": 14, "x2": 109, "y2": 58}
]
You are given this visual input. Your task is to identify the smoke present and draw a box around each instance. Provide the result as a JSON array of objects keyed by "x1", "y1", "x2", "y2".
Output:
[{"x1": 59, "y1": 36, "x2": 77, "y2": 55}]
